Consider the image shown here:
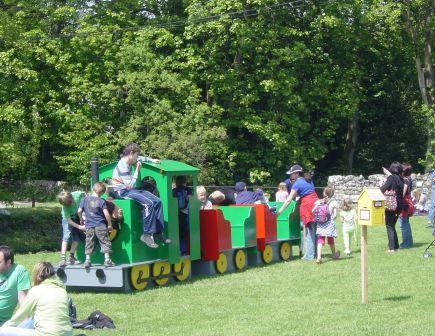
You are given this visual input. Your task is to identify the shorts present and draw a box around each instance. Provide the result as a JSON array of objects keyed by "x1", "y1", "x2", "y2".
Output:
[
  {"x1": 317, "y1": 236, "x2": 334, "y2": 245},
  {"x1": 85, "y1": 226, "x2": 112, "y2": 255},
  {"x1": 61, "y1": 218, "x2": 84, "y2": 243}
]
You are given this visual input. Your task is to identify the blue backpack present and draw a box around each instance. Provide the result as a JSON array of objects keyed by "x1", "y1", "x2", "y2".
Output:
[{"x1": 173, "y1": 187, "x2": 190, "y2": 210}]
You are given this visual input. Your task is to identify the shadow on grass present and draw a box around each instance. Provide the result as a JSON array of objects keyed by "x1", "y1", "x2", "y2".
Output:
[
  {"x1": 383, "y1": 295, "x2": 412, "y2": 302},
  {"x1": 403, "y1": 242, "x2": 429, "y2": 248}
]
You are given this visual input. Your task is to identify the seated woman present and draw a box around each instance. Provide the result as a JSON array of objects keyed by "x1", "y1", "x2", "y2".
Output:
[
  {"x1": 412, "y1": 189, "x2": 427, "y2": 215},
  {"x1": 0, "y1": 262, "x2": 73, "y2": 336},
  {"x1": 112, "y1": 143, "x2": 170, "y2": 249}
]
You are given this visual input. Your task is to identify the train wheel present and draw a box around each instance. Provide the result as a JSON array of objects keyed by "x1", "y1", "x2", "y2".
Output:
[
  {"x1": 153, "y1": 261, "x2": 171, "y2": 286},
  {"x1": 108, "y1": 229, "x2": 118, "y2": 241},
  {"x1": 262, "y1": 244, "x2": 273, "y2": 264},
  {"x1": 280, "y1": 242, "x2": 291, "y2": 261},
  {"x1": 174, "y1": 259, "x2": 191, "y2": 282},
  {"x1": 130, "y1": 264, "x2": 150, "y2": 291},
  {"x1": 215, "y1": 253, "x2": 228, "y2": 274},
  {"x1": 234, "y1": 250, "x2": 246, "y2": 270}
]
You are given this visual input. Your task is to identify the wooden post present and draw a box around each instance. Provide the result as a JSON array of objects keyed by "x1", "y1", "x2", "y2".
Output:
[{"x1": 361, "y1": 225, "x2": 368, "y2": 304}]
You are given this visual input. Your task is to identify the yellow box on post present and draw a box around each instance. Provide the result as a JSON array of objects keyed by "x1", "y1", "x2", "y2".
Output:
[{"x1": 357, "y1": 188, "x2": 386, "y2": 226}]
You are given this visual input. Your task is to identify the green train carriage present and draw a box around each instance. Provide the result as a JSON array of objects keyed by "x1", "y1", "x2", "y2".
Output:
[{"x1": 56, "y1": 159, "x2": 301, "y2": 292}]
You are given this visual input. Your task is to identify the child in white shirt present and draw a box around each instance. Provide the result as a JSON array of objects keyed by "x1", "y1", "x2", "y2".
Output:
[{"x1": 339, "y1": 199, "x2": 356, "y2": 256}]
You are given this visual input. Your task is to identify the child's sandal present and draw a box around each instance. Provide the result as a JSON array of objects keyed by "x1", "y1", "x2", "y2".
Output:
[
  {"x1": 332, "y1": 251, "x2": 340, "y2": 260},
  {"x1": 315, "y1": 258, "x2": 322, "y2": 264}
]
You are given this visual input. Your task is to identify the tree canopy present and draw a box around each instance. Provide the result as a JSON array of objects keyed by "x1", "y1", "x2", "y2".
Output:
[{"x1": 0, "y1": 0, "x2": 433, "y2": 185}]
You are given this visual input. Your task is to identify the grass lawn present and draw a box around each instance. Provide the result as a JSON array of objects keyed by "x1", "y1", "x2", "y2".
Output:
[{"x1": 15, "y1": 216, "x2": 434, "y2": 336}]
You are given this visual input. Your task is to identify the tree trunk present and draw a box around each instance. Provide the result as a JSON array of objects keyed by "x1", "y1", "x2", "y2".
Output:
[
  {"x1": 423, "y1": 11, "x2": 434, "y2": 168},
  {"x1": 344, "y1": 113, "x2": 359, "y2": 174},
  {"x1": 405, "y1": 0, "x2": 434, "y2": 169}
]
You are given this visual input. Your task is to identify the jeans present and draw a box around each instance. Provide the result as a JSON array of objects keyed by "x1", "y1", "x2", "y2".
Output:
[
  {"x1": 428, "y1": 187, "x2": 435, "y2": 223},
  {"x1": 385, "y1": 210, "x2": 400, "y2": 250},
  {"x1": 302, "y1": 222, "x2": 317, "y2": 260},
  {"x1": 0, "y1": 328, "x2": 34, "y2": 336},
  {"x1": 0, "y1": 319, "x2": 34, "y2": 336},
  {"x1": 398, "y1": 215, "x2": 413, "y2": 248},
  {"x1": 119, "y1": 189, "x2": 164, "y2": 234}
]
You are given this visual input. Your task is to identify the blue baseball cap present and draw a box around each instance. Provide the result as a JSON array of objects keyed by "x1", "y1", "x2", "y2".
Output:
[{"x1": 235, "y1": 182, "x2": 246, "y2": 192}]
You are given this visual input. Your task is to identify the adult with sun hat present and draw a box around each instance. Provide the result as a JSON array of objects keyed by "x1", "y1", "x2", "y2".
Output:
[{"x1": 277, "y1": 164, "x2": 319, "y2": 260}]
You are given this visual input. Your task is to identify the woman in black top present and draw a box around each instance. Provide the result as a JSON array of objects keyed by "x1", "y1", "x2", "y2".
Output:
[{"x1": 380, "y1": 162, "x2": 404, "y2": 252}]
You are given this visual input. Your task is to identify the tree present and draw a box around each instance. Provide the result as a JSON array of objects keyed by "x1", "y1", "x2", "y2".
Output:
[{"x1": 402, "y1": 0, "x2": 434, "y2": 168}]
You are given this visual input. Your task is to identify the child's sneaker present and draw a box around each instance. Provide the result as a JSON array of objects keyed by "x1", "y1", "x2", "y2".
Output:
[
  {"x1": 84, "y1": 260, "x2": 91, "y2": 269},
  {"x1": 153, "y1": 233, "x2": 171, "y2": 244},
  {"x1": 67, "y1": 255, "x2": 78, "y2": 265},
  {"x1": 140, "y1": 234, "x2": 159, "y2": 248},
  {"x1": 59, "y1": 258, "x2": 67, "y2": 268},
  {"x1": 104, "y1": 259, "x2": 115, "y2": 268}
]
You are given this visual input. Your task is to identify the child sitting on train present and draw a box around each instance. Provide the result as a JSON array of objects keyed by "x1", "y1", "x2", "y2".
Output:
[
  {"x1": 234, "y1": 182, "x2": 269, "y2": 206},
  {"x1": 173, "y1": 176, "x2": 192, "y2": 254},
  {"x1": 275, "y1": 182, "x2": 289, "y2": 202},
  {"x1": 209, "y1": 187, "x2": 236, "y2": 206},
  {"x1": 77, "y1": 182, "x2": 115, "y2": 268},
  {"x1": 197, "y1": 186, "x2": 212, "y2": 210},
  {"x1": 57, "y1": 190, "x2": 86, "y2": 267},
  {"x1": 112, "y1": 143, "x2": 170, "y2": 249}
]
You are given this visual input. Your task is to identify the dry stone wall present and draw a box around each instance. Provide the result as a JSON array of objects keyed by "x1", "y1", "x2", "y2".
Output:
[{"x1": 327, "y1": 173, "x2": 432, "y2": 207}]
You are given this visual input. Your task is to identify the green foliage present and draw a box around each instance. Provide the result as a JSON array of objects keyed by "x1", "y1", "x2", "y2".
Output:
[{"x1": 0, "y1": 0, "x2": 431, "y2": 184}]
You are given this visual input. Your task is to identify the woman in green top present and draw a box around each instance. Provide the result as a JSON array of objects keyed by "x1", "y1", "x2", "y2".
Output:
[{"x1": 0, "y1": 262, "x2": 72, "y2": 336}]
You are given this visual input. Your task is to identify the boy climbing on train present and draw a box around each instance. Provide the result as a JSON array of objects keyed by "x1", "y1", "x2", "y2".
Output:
[
  {"x1": 57, "y1": 190, "x2": 86, "y2": 267},
  {"x1": 78, "y1": 182, "x2": 115, "y2": 268}
]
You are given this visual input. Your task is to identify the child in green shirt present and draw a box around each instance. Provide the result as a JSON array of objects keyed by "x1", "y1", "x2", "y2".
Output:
[{"x1": 57, "y1": 191, "x2": 86, "y2": 267}]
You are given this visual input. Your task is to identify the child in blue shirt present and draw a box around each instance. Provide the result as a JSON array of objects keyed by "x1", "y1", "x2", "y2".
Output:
[{"x1": 78, "y1": 182, "x2": 114, "y2": 268}]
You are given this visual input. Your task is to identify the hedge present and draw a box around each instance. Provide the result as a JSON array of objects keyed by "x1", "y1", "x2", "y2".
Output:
[{"x1": 0, "y1": 204, "x2": 61, "y2": 253}]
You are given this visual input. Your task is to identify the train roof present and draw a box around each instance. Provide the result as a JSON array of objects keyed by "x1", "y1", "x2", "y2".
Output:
[{"x1": 99, "y1": 159, "x2": 199, "y2": 178}]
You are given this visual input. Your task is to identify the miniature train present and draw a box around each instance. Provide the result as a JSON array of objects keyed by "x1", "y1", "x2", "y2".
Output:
[{"x1": 56, "y1": 159, "x2": 301, "y2": 292}]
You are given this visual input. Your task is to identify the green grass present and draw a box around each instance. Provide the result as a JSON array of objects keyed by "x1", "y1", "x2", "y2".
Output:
[
  {"x1": 0, "y1": 202, "x2": 61, "y2": 253},
  {"x1": 15, "y1": 216, "x2": 434, "y2": 336}
]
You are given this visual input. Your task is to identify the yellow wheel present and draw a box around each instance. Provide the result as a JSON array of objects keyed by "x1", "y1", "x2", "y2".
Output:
[
  {"x1": 153, "y1": 261, "x2": 171, "y2": 286},
  {"x1": 280, "y1": 242, "x2": 291, "y2": 261},
  {"x1": 108, "y1": 229, "x2": 118, "y2": 241},
  {"x1": 234, "y1": 250, "x2": 246, "y2": 270},
  {"x1": 215, "y1": 253, "x2": 228, "y2": 274},
  {"x1": 130, "y1": 264, "x2": 150, "y2": 291},
  {"x1": 262, "y1": 244, "x2": 273, "y2": 264},
  {"x1": 174, "y1": 259, "x2": 191, "y2": 282}
]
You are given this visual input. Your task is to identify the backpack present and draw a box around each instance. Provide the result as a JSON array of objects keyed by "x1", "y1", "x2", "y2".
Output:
[
  {"x1": 313, "y1": 201, "x2": 330, "y2": 224},
  {"x1": 173, "y1": 187, "x2": 190, "y2": 210},
  {"x1": 72, "y1": 310, "x2": 116, "y2": 330},
  {"x1": 384, "y1": 190, "x2": 397, "y2": 211}
]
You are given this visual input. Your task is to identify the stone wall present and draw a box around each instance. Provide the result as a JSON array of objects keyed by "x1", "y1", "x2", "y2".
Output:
[{"x1": 327, "y1": 173, "x2": 432, "y2": 207}]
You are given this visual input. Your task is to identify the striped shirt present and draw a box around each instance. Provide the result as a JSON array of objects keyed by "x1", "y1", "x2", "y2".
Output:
[{"x1": 112, "y1": 159, "x2": 139, "y2": 191}]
